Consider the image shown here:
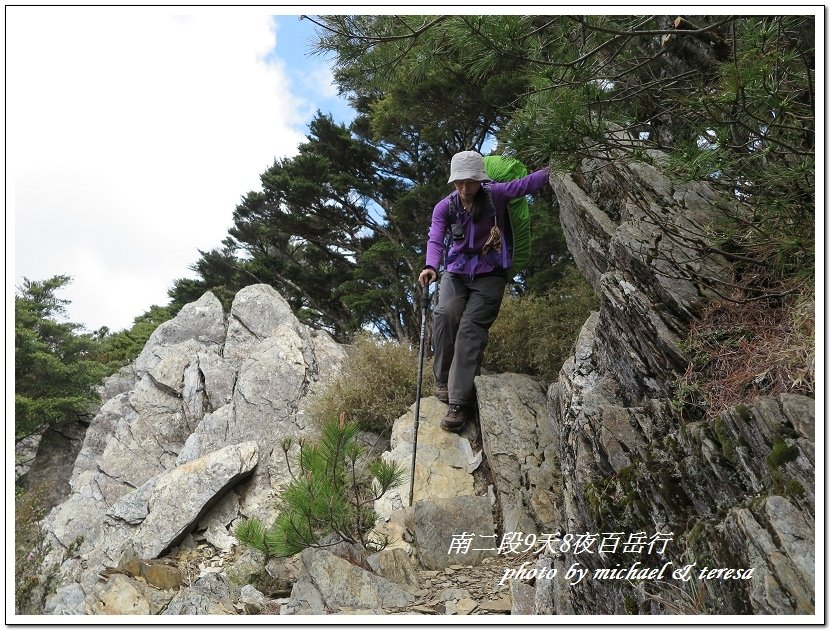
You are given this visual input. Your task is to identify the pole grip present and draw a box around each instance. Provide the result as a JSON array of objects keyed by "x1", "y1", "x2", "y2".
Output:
[{"x1": 421, "y1": 281, "x2": 433, "y2": 309}]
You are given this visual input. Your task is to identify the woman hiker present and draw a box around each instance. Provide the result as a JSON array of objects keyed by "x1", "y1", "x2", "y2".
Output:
[{"x1": 417, "y1": 150, "x2": 551, "y2": 432}]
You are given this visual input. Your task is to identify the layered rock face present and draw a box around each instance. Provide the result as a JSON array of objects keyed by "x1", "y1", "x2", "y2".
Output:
[
  {"x1": 546, "y1": 150, "x2": 815, "y2": 615},
  {"x1": 40, "y1": 284, "x2": 346, "y2": 614}
]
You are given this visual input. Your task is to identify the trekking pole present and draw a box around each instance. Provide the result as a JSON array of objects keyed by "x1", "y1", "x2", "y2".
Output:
[{"x1": 408, "y1": 281, "x2": 433, "y2": 507}]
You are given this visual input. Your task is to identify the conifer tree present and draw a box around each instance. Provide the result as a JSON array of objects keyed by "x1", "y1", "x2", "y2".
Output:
[
  {"x1": 235, "y1": 416, "x2": 404, "y2": 557},
  {"x1": 15, "y1": 276, "x2": 107, "y2": 440}
]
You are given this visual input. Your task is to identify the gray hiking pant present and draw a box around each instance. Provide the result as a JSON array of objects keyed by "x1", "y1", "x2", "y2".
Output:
[{"x1": 432, "y1": 273, "x2": 507, "y2": 407}]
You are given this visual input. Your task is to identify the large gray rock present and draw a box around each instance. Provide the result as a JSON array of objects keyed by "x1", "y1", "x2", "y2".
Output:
[
  {"x1": 69, "y1": 391, "x2": 135, "y2": 494},
  {"x1": 43, "y1": 583, "x2": 86, "y2": 615},
  {"x1": 366, "y1": 547, "x2": 421, "y2": 590},
  {"x1": 176, "y1": 286, "x2": 347, "y2": 521},
  {"x1": 286, "y1": 547, "x2": 417, "y2": 613},
  {"x1": 39, "y1": 285, "x2": 346, "y2": 616},
  {"x1": 109, "y1": 441, "x2": 259, "y2": 558},
  {"x1": 85, "y1": 574, "x2": 174, "y2": 615},
  {"x1": 237, "y1": 584, "x2": 266, "y2": 614},
  {"x1": 283, "y1": 575, "x2": 326, "y2": 615},
  {"x1": 722, "y1": 496, "x2": 815, "y2": 614},
  {"x1": 95, "y1": 376, "x2": 195, "y2": 490},
  {"x1": 370, "y1": 397, "x2": 485, "y2": 562},
  {"x1": 134, "y1": 292, "x2": 226, "y2": 374},
  {"x1": 554, "y1": 152, "x2": 731, "y2": 402},
  {"x1": 548, "y1": 279, "x2": 816, "y2": 615},
  {"x1": 223, "y1": 283, "x2": 295, "y2": 362},
  {"x1": 412, "y1": 496, "x2": 497, "y2": 570},
  {"x1": 476, "y1": 373, "x2": 558, "y2": 535},
  {"x1": 161, "y1": 573, "x2": 236, "y2": 615},
  {"x1": 374, "y1": 397, "x2": 481, "y2": 520}
]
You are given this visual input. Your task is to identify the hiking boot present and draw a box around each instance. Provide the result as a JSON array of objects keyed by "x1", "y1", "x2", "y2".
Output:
[
  {"x1": 433, "y1": 382, "x2": 449, "y2": 403},
  {"x1": 440, "y1": 404, "x2": 471, "y2": 433}
]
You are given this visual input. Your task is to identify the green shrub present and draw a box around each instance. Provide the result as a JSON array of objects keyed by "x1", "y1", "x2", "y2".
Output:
[
  {"x1": 307, "y1": 333, "x2": 434, "y2": 434},
  {"x1": 485, "y1": 266, "x2": 598, "y2": 382},
  {"x1": 234, "y1": 418, "x2": 404, "y2": 557}
]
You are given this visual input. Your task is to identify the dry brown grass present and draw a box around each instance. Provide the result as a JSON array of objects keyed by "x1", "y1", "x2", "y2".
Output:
[
  {"x1": 485, "y1": 266, "x2": 599, "y2": 382},
  {"x1": 306, "y1": 333, "x2": 434, "y2": 434},
  {"x1": 676, "y1": 284, "x2": 814, "y2": 421}
]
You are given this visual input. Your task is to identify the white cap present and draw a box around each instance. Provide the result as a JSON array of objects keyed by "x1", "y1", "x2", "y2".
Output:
[{"x1": 447, "y1": 150, "x2": 488, "y2": 184}]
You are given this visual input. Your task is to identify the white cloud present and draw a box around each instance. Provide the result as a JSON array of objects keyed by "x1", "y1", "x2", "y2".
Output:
[
  {"x1": 304, "y1": 65, "x2": 340, "y2": 100},
  {"x1": 9, "y1": 7, "x2": 309, "y2": 331}
]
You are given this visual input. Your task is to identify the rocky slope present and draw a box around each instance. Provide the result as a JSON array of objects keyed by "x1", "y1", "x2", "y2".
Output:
[
  {"x1": 35, "y1": 284, "x2": 347, "y2": 614},
  {"x1": 25, "y1": 148, "x2": 814, "y2": 617}
]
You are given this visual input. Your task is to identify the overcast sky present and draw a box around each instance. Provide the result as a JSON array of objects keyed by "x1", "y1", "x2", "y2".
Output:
[{"x1": 9, "y1": 7, "x2": 353, "y2": 332}]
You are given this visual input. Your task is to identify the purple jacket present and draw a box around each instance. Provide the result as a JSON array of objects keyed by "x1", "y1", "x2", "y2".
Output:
[{"x1": 424, "y1": 168, "x2": 550, "y2": 277}]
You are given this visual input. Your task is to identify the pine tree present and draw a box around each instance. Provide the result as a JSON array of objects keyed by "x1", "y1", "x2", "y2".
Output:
[{"x1": 235, "y1": 416, "x2": 404, "y2": 557}]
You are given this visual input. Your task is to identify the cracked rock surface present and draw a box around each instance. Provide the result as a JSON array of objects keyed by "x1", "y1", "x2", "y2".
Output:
[{"x1": 40, "y1": 284, "x2": 346, "y2": 614}]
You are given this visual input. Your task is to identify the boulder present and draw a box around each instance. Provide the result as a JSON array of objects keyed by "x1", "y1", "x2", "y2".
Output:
[
  {"x1": 287, "y1": 547, "x2": 417, "y2": 613},
  {"x1": 722, "y1": 496, "x2": 815, "y2": 614},
  {"x1": 237, "y1": 584, "x2": 266, "y2": 614},
  {"x1": 367, "y1": 547, "x2": 421, "y2": 590},
  {"x1": 554, "y1": 153, "x2": 731, "y2": 402},
  {"x1": 134, "y1": 292, "x2": 226, "y2": 374},
  {"x1": 475, "y1": 373, "x2": 557, "y2": 535},
  {"x1": 412, "y1": 496, "x2": 497, "y2": 570},
  {"x1": 161, "y1": 573, "x2": 236, "y2": 615},
  {"x1": 223, "y1": 284, "x2": 295, "y2": 362},
  {"x1": 85, "y1": 574, "x2": 174, "y2": 615},
  {"x1": 43, "y1": 584, "x2": 86, "y2": 615},
  {"x1": 283, "y1": 577, "x2": 326, "y2": 615},
  {"x1": 114, "y1": 441, "x2": 259, "y2": 558},
  {"x1": 375, "y1": 397, "x2": 481, "y2": 520}
]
